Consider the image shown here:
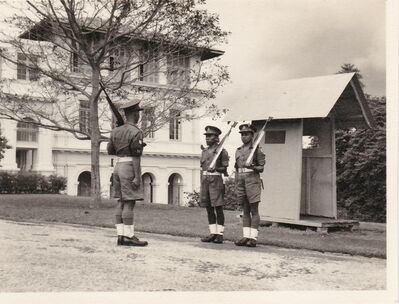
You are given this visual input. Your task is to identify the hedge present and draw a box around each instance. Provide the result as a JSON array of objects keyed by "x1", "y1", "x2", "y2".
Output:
[
  {"x1": 185, "y1": 177, "x2": 241, "y2": 211},
  {"x1": 0, "y1": 172, "x2": 67, "y2": 194}
]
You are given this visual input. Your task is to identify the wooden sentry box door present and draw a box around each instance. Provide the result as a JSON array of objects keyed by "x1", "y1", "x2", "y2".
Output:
[
  {"x1": 257, "y1": 119, "x2": 303, "y2": 221},
  {"x1": 300, "y1": 118, "x2": 336, "y2": 218}
]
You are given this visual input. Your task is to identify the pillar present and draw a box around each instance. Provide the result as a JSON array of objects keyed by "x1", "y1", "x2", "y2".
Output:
[
  {"x1": 33, "y1": 128, "x2": 54, "y2": 174},
  {"x1": 0, "y1": 120, "x2": 18, "y2": 171}
]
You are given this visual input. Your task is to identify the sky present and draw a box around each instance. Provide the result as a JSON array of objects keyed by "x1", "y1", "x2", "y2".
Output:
[{"x1": 205, "y1": 0, "x2": 385, "y2": 103}]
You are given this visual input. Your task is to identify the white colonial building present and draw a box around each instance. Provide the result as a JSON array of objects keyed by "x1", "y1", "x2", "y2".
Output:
[{"x1": 0, "y1": 33, "x2": 224, "y2": 206}]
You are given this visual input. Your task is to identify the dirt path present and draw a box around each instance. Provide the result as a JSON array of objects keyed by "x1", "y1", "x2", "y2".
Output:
[{"x1": 0, "y1": 219, "x2": 386, "y2": 292}]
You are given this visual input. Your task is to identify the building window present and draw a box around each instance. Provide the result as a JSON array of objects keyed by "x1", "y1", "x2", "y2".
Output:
[
  {"x1": 167, "y1": 54, "x2": 190, "y2": 86},
  {"x1": 141, "y1": 107, "x2": 155, "y2": 138},
  {"x1": 168, "y1": 173, "x2": 183, "y2": 206},
  {"x1": 16, "y1": 149, "x2": 35, "y2": 171},
  {"x1": 139, "y1": 49, "x2": 159, "y2": 83},
  {"x1": 303, "y1": 135, "x2": 320, "y2": 150},
  {"x1": 17, "y1": 53, "x2": 39, "y2": 81},
  {"x1": 265, "y1": 130, "x2": 286, "y2": 144},
  {"x1": 109, "y1": 48, "x2": 126, "y2": 72},
  {"x1": 16, "y1": 118, "x2": 38, "y2": 142},
  {"x1": 70, "y1": 52, "x2": 82, "y2": 73},
  {"x1": 79, "y1": 100, "x2": 91, "y2": 133},
  {"x1": 169, "y1": 109, "x2": 181, "y2": 141}
]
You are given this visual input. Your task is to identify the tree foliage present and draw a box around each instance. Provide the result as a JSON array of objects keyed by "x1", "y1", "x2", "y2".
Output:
[
  {"x1": 0, "y1": 130, "x2": 11, "y2": 165},
  {"x1": 335, "y1": 64, "x2": 386, "y2": 222},
  {"x1": 335, "y1": 96, "x2": 386, "y2": 222},
  {"x1": 337, "y1": 63, "x2": 364, "y2": 88}
]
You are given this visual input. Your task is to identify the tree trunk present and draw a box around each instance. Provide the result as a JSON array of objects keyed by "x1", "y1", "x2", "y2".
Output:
[{"x1": 90, "y1": 67, "x2": 102, "y2": 208}]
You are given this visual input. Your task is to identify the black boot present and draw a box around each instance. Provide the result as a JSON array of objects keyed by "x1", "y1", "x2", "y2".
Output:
[
  {"x1": 246, "y1": 239, "x2": 257, "y2": 247},
  {"x1": 234, "y1": 237, "x2": 249, "y2": 246},
  {"x1": 117, "y1": 235, "x2": 124, "y2": 246},
  {"x1": 201, "y1": 234, "x2": 217, "y2": 242},
  {"x1": 122, "y1": 236, "x2": 148, "y2": 247},
  {"x1": 213, "y1": 234, "x2": 223, "y2": 244}
]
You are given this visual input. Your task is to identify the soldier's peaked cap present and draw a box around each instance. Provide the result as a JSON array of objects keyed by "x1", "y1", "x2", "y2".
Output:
[
  {"x1": 239, "y1": 124, "x2": 257, "y2": 134},
  {"x1": 204, "y1": 125, "x2": 222, "y2": 136},
  {"x1": 120, "y1": 100, "x2": 143, "y2": 111}
]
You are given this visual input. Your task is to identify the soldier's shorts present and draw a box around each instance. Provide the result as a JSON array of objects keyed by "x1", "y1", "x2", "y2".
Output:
[
  {"x1": 200, "y1": 175, "x2": 225, "y2": 207},
  {"x1": 112, "y1": 162, "x2": 144, "y2": 201},
  {"x1": 235, "y1": 172, "x2": 262, "y2": 204}
]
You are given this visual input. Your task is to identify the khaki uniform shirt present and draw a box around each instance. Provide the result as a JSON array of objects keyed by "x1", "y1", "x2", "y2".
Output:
[
  {"x1": 200, "y1": 146, "x2": 229, "y2": 171},
  {"x1": 235, "y1": 144, "x2": 266, "y2": 168},
  {"x1": 107, "y1": 122, "x2": 143, "y2": 157}
]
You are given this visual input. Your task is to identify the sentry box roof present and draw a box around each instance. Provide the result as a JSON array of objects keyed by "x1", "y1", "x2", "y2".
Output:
[{"x1": 224, "y1": 73, "x2": 375, "y2": 129}]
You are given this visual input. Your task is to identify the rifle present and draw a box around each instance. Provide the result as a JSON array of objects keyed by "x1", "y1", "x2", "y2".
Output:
[
  {"x1": 208, "y1": 121, "x2": 238, "y2": 174},
  {"x1": 245, "y1": 117, "x2": 273, "y2": 167},
  {"x1": 99, "y1": 81, "x2": 124, "y2": 127}
]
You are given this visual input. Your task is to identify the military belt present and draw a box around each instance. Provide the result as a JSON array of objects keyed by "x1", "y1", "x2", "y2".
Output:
[
  {"x1": 202, "y1": 171, "x2": 222, "y2": 176},
  {"x1": 237, "y1": 168, "x2": 254, "y2": 173},
  {"x1": 116, "y1": 156, "x2": 133, "y2": 163}
]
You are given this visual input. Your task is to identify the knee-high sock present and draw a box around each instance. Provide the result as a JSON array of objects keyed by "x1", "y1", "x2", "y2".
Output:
[
  {"x1": 123, "y1": 225, "x2": 134, "y2": 238},
  {"x1": 116, "y1": 223, "x2": 124, "y2": 236},
  {"x1": 216, "y1": 225, "x2": 224, "y2": 235},
  {"x1": 250, "y1": 228, "x2": 258, "y2": 240},
  {"x1": 209, "y1": 224, "x2": 217, "y2": 234},
  {"x1": 243, "y1": 227, "x2": 251, "y2": 238}
]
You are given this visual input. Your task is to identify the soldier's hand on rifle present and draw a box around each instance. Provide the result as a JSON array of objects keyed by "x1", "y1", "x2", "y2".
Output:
[
  {"x1": 246, "y1": 164, "x2": 264, "y2": 173},
  {"x1": 252, "y1": 166, "x2": 264, "y2": 173},
  {"x1": 215, "y1": 167, "x2": 226, "y2": 174},
  {"x1": 245, "y1": 164, "x2": 254, "y2": 170},
  {"x1": 132, "y1": 177, "x2": 141, "y2": 189}
]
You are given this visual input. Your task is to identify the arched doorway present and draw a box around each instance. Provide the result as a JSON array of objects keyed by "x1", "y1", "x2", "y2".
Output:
[
  {"x1": 142, "y1": 173, "x2": 155, "y2": 203},
  {"x1": 168, "y1": 173, "x2": 183, "y2": 206},
  {"x1": 77, "y1": 171, "x2": 91, "y2": 197}
]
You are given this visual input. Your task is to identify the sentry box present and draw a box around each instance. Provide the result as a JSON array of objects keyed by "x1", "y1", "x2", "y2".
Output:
[{"x1": 225, "y1": 73, "x2": 375, "y2": 232}]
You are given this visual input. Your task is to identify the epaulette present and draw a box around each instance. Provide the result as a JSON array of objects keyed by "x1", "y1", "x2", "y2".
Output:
[{"x1": 126, "y1": 122, "x2": 142, "y2": 132}]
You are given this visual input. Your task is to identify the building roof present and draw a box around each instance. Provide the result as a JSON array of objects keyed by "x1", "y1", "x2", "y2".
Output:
[
  {"x1": 19, "y1": 18, "x2": 224, "y2": 61},
  {"x1": 224, "y1": 73, "x2": 375, "y2": 129}
]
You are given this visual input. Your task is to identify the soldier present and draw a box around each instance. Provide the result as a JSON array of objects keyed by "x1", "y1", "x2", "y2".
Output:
[
  {"x1": 234, "y1": 124, "x2": 266, "y2": 247},
  {"x1": 200, "y1": 126, "x2": 229, "y2": 244},
  {"x1": 107, "y1": 100, "x2": 148, "y2": 247}
]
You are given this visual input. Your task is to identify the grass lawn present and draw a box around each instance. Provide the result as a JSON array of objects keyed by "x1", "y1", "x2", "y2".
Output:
[{"x1": 0, "y1": 194, "x2": 386, "y2": 258}]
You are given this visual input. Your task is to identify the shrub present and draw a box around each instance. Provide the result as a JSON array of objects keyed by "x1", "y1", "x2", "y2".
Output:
[
  {"x1": 48, "y1": 175, "x2": 67, "y2": 193},
  {"x1": 184, "y1": 190, "x2": 200, "y2": 207},
  {"x1": 15, "y1": 172, "x2": 40, "y2": 193},
  {"x1": 0, "y1": 171, "x2": 16, "y2": 193},
  {"x1": 37, "y1": 175, "x2": 51, "y2": 193},
  {"x1": 336, "y1": 96, "x2": 386, "y2": 222},
  {"x1": 184, "y1": 177, "x2": 240, "y2": 211},
  {"x1": 0, "y1": 171, "x2": 66, "y2": 194},
  {"x1": 223, "y1": 177, "x2": 240, "y2": 211}
]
